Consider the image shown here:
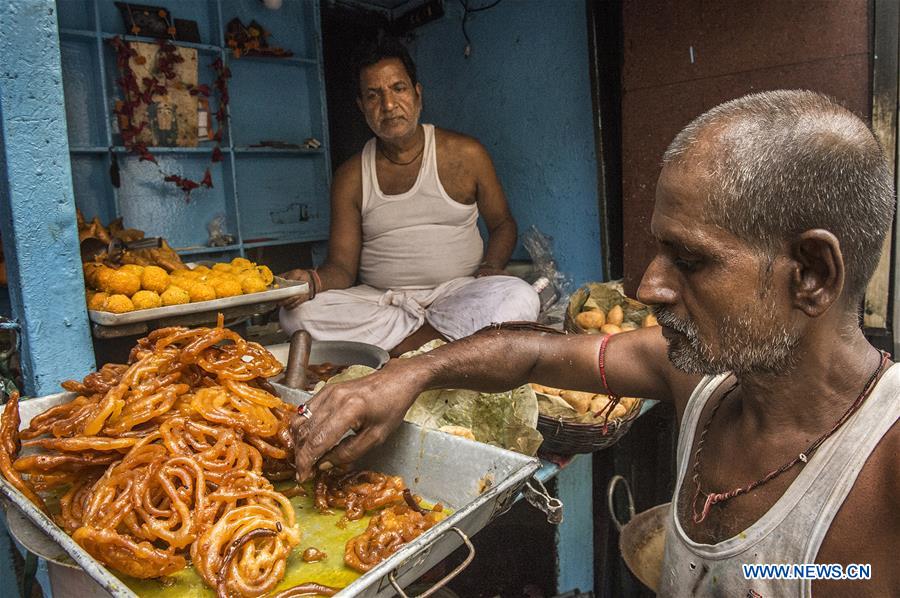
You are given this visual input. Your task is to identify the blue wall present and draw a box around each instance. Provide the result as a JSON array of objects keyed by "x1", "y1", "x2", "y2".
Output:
[{"x1": 410, "y1": 0, "x2": 603, "y2": 286}]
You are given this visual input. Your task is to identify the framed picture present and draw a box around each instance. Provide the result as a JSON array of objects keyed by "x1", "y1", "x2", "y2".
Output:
[
  {"x1": 128, "y1": 42, "x2": 199, "y2": 147},
  {"x1": 115, "y1": 2, "x2": 171, "y2": 38}
]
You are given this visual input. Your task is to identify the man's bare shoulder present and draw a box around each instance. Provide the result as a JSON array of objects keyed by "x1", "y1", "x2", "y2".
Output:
[
  {"x1": 334, "y1": 152, "x2": 363, "y2": 181},
  {"x1": 814, "y1": 418, "x2": 899, "y2": 596},
  {"x1": 433, "y1": 127, "x2": 491, "y2": 163},
  {"x1": 332, "y1": 152, "x2": 363, "y2": 209}
]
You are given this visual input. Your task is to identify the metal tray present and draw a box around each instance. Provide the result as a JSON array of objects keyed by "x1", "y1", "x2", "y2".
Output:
[
  {"x1": 1, "y1": 389, "x2": 541, "y2": 597},
  {"x1": 87, "y1": 277, "x2": 308, "y2": 327}
]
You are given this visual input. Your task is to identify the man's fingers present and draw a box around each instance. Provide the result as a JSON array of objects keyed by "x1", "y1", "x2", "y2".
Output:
[
  {"x1": 280, "y1": 295, "x2": 308, "y2": 309},
  {"x1": 318, "y1": 428, "x2": 383, "y2": 470},
  {"x1": 293, "y1": 398, "x2": 358, "y2": 482}
]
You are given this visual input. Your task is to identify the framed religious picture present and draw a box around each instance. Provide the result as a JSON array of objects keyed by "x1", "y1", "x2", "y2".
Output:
[
  {"x1": 127, "y1": 41, "x2": 199, "y2": 147},
  {"x1": 115, "y1": 2, "x2": 171, "y2": 38}
]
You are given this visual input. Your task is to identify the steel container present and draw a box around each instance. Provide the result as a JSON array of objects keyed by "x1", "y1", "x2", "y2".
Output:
[{"x1": 1, "y1": 389, "x2": 540, "y2": 597}]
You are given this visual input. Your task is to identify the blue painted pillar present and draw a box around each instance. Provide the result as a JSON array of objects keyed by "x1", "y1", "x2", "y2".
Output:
[
  {"x1": 0, "y1": 0, "x2": 95, "y2": 395},
  {"x1": 555, "y1": 453, "x2": 595, "y2": 594}
]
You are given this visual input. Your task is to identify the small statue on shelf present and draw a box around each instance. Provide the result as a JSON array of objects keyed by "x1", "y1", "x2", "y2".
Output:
[{"x1": 225, "y1": 18, "x2": 293, "y2": 59}]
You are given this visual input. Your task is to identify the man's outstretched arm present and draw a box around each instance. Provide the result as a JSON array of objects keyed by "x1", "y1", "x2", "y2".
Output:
[{"x1": 292, "y1": 326, "x2": 697, "y2": 481}]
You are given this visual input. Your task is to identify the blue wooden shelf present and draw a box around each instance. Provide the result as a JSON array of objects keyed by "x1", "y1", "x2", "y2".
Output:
[
  {"x1": 70, "y1": 146, "x2": 111, "y2": 154},
  {"x1": 233, "y1": 146, "x2": 326, "y2": 155},
  {"x1": 242, "y1": 230, "x2": 329, "y2": 249},
  {"x1": 60, "y1": 0, "x2": 332, "y2": 257},
  {"x1": 176, "y1": 244, "x2": 241, "y2": 256},
  {"x1": 229, "y1": 54, "x2": 318, "y2": 66},
  {"x1": 59, "y1": 27, "x2": 96, "y2": 40},
  {"x1": 103, "y1": 32, "x2": 222, "y2": 54},
  {"x1": 71, "y1": 146, "x2": 227, "y2": 154}
]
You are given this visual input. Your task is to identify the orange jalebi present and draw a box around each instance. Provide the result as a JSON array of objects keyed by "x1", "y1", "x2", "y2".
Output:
[
  {"x1": 0, "y1": 316, "x2": 442, "y2": 596},
  {"x1": 343, "y1": 497, "x2": 444, "y2": 573},
  {"x1": 0, "y1": 317, "x2": 307, "y2": 595},
  {"x1": 314, "y1": 469, "x2": 407, "y2": 521},
  {"x1": 1, "y1": 392, "x2": 48, "y2": 513}
]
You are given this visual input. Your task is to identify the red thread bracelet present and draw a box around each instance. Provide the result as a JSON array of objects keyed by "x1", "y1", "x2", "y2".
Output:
[{"x1": 598, "y1": 334, "x2": 620, "y2": 401}]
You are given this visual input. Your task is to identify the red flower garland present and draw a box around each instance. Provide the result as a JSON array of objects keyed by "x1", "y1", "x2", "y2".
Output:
[{"x1": 110, "y1": 37, "x2": 231, "y2": 200}]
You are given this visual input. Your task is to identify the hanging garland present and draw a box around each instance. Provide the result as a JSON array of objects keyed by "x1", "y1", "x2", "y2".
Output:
[{"x1": 109, "y1": 36, "x2": 231, "y2": 199}]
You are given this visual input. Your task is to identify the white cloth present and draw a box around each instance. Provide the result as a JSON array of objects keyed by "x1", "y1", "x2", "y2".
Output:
[
  {"x1": 358, "y1": 124, "x2": 484, "y2": 290},
  {"x1": 279, "y1": 275, "x2": 539, "y2": 350},
  {"x1": 659, "y1": 364, "x2": 900, "y2": 597}
]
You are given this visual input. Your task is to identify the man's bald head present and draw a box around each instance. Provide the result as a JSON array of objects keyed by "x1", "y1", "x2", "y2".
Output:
[{"x1": 663, "y1": 90, "x2": 894, "y2": 301}]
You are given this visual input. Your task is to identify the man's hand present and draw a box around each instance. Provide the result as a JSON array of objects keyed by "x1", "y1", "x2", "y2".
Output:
[
  {"x1": 475, "y1": 265, "x2": 507, "y2": 278},
  {"x1": 280, "y1": 269, "x2": 313, "y2": 309},
  {"x1": 291, "y1": 361, "x2": 425, "y2": 482}
]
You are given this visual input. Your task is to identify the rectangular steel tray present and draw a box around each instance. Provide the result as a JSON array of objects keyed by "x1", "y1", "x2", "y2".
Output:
[
  {"x1": 1, "y1": 389, "x2": 540, "y2": 597},
  {"x1": 87, "y1": 277, "x2": 308, "y2": 327}
]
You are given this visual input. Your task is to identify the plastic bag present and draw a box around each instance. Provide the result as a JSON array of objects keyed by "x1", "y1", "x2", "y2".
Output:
[
  {"x1": 207, "y1": 213, "x2": 235, "y2": 247},
  {"x1": 522, "y1": 225, "x2": 572, "y2": 324}
]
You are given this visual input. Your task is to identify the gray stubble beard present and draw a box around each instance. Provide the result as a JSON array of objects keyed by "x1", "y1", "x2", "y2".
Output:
[{"x1": 653, "y1": 301, "x2": 800, "y2": 377}]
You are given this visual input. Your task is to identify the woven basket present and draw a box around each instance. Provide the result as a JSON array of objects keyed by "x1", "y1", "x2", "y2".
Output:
[
  {"x1": 537, "y1": 398, "x2": 644, "y2": 455},
  {"x1": 486, "y1": 318, "x2": 644, "y2": 455},
  {"x1": 564, "y1": 282, "x2": 651, "y2": 335}
]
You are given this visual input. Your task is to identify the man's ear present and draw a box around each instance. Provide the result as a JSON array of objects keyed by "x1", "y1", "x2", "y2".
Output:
[
  {"x1": 789, "y1": 229, "x2": 845, "y2": 317},
  {"x1": 415, "y1": 82, "x2": 423, "y2": 98}
]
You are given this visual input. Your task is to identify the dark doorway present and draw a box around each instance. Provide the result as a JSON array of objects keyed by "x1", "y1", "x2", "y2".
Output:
[{"x1": 320, "y1": 4, "x2": 390, "y2": 171}]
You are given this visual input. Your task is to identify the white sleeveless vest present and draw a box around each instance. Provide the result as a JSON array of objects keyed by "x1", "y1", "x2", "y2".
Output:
[
  {"x1": 659, "y1": 364, "x2": 900, "y2": 597},
  {"x1": 358, "y1": 124, "x2": 484, "y2": 291}
]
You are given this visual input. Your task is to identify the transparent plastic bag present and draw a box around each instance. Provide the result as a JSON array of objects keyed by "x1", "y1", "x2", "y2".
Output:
[
  {"x1": 522, "y1": 225, "x2": 572, "y2": 324},
  {"x1": 206, "y1": 213, "x2": 235, "y2": 247}
]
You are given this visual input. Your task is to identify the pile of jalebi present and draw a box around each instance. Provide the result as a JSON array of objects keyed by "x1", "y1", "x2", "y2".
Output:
[
  {"x1": 343, "y1": 490, "x2": 444, "y2": 573},
  {"x1": 0, "y1": 315, "x2": 303, "y2": 597},
  {"x1": 313, "y1": 469, "x2": 445, "y2": 573},
  {"x1": 313, "y1": 469, "x2": 408, "y2": 521}
]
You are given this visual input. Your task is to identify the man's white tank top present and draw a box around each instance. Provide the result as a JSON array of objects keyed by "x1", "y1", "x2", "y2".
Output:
[
  {"x1": 358, "y1": 124, "x2": 483, "y2": 290},
  {"x1": 660, "y1": 363, "x2": 900, "y2": 597}
]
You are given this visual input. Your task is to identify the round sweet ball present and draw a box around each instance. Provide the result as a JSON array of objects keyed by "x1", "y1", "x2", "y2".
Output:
[
  {"x1": 106, "y1": 269, "x2": 142, "y2": 296},
  {"x1": 160, "y1": 285, "x2": 190, "y2": 306},
  {"x1": 231, "y1": 257, "x2": 253, "y2": 271},
  {"x1": 141, "y1": 265, "x2": 170, "y2": 294},
  {"x1": 132, "y1": 290, "x2": 162, "y2": 310},
  {"x1": 119, "y1": 264, "x2": 145, "y2": 277},
  {"x1": 256, "y1": 265, "x2": 274, "y2": 286},
  {"x1": 240, "y1": 276, "x2": 267, "y2": 294},
  {"x1": 89, "y1": 265, "x2": 116, "y2": 292},
  {"x1": 83, "y1": 263, "x2": 106, "y2": 289},
  {"x1": 104, "y1": 294, "x2": 135, "y2": 313},
  {"x1": 87, "y1": 291, "x2": 109, "y2": 311},
  {"x1": 188, "y1": 282, "x2": 216, "y2": 303},
  {"x1": 211, "y1": 277, "x2": 242, "y2": 298}
]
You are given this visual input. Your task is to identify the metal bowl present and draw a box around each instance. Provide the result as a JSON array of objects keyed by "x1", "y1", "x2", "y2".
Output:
[
  {"x1": 265, "y1": 340, "x2": 389, "y2": 371},
  {"x1": 265, "y1": 340, "x2": 389, "y2": 399}
]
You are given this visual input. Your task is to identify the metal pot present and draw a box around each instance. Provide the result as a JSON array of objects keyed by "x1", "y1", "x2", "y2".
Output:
[
  {"x1": 267, "y1": 336, "x2": 389, "y2": 397},
  {"x1": 607, "y1": 475, "x2": 668, "y2": 594},
  {"x1": 265, "y1": 339, "x2": 389, "y2": 372}
]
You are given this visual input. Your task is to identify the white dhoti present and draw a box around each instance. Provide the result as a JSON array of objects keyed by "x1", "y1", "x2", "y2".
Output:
[{"x1": 279, "y1": 275, "x2": 540, "y2": 350}]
